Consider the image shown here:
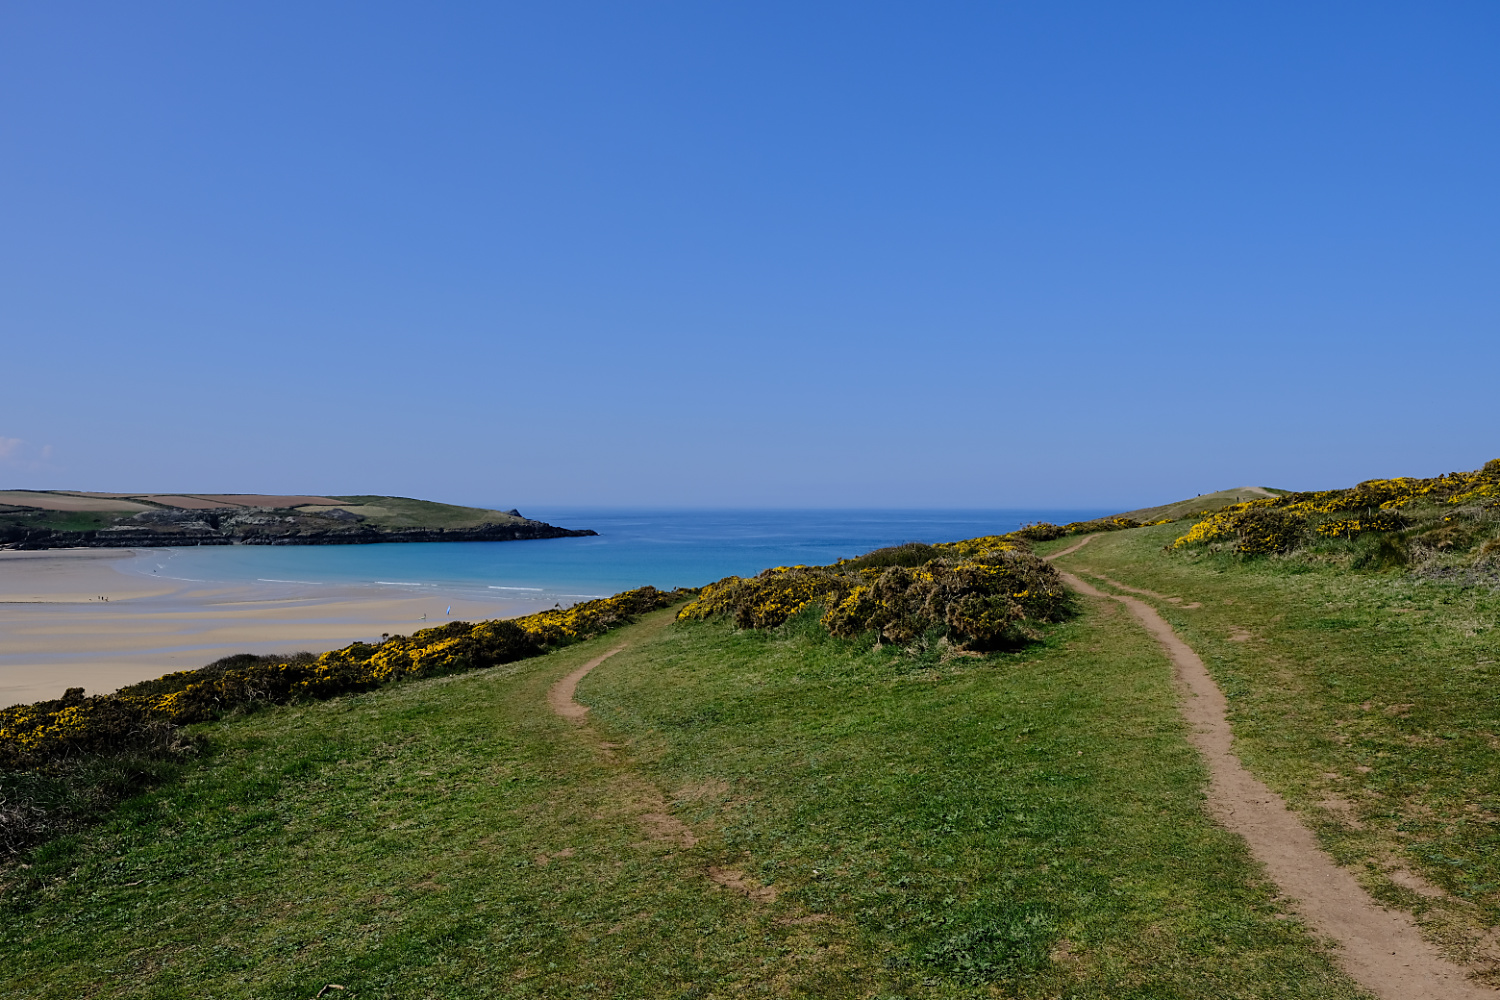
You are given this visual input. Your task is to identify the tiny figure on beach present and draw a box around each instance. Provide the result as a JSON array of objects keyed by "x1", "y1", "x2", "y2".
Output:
[
  {"x1": 446, "y1": 606, "x2": 451, "y2": 616},
  {"x1": 420, "y1": 613, "x2": 427, "y2": 621}
]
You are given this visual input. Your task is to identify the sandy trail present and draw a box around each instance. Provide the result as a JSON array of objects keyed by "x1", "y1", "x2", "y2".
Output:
[{"x1": 1053, "y1": 546, "x2": 1494, "y2": 998}]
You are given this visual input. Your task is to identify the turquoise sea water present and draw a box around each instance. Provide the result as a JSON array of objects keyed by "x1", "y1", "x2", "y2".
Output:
[{"x1": 117, "y1": 508, "x2": 1108, "y2": 609}]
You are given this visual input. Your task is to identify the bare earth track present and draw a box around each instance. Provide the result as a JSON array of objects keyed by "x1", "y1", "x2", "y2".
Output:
[
  {"x1": 546, "y1": 621, "x2": 786, "y2": 903},
  {"x1": 1052, "y1": 538, "x2": 1496, "y2": 999},
  {"x1": 547, "y1": 645, "x2": 628, "y2": 721}
]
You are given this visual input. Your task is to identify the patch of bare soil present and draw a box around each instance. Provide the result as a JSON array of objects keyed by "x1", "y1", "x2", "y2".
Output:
[
  {"x1": 635, "y1": 786, "x2": 699, "y2": 848},
  {"x1": 1057, "y1": 568, "x2": 1498, "y2": 999},
  {"x1": 1389, "y1": 868, "x2": 1448, "y2": 899},
  {"x1": 1316, "y1": 795, "x2": 1366, "y2": 831},
  {"x1": 708, "y1": 866, "x2": 777, "y2": 902}
]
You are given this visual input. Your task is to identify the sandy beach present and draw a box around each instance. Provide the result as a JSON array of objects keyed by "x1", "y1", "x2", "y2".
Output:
[{"x1": 0, "y1": 549, "x2": 547, "y2": 707}]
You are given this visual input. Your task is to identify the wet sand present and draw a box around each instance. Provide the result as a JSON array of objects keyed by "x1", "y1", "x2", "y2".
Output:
[{"x1": 0, "y1": 549, "x2": 548, "y2": 707}]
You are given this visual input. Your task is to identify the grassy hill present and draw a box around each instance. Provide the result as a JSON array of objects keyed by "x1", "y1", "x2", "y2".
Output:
[
  {"x1": 324, "y1": 495, "x2": 534, "y2": 530},
  {"x1": 5, "y1": 460, "x2": 1500, "y2": 995},
  {"x1": 0, "y1": 491, "x2": 593, "y2": 547},
  {"x1": 1113, "y1": 486, "x2": 1293, "y2": 523},
  {"x1": 0, "y1": 608, "x2": 1363, "y2": 999}
]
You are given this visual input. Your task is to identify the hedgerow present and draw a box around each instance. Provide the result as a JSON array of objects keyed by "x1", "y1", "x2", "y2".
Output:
[
  {"x1": 679, "y1": 536, "x2": 1072, "y2": 648},
  {"x1": 0, "y1": 585, "x2": 688, "y2": 854}
]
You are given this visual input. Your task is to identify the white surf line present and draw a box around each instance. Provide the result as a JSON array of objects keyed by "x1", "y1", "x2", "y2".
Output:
[{"x1": 1053, "y1": 556, "x2": 1495, "y2": 999}]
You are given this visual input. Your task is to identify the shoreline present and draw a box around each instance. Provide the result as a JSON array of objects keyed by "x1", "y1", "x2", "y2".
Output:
[{"x1": 0, "y1": 549, "x2": 557, "y2": 708}]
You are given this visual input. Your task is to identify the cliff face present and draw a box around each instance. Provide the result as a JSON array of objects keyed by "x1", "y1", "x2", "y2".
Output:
[{"x1": 0, "y1": 519, "x2": 596, "y2": 550}]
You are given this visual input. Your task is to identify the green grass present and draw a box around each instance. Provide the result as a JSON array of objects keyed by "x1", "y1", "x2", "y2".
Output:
[
  {"x1": 1048, "y1": 524, "x2": 1500, "y2": 975},
  {"x1": 1115, "y1": 487, "x2": 1292, "y2": 524},
  {"x1": 0, "y1": 495, "x2": 541, "y2": 534},
  {"x1": 0, "y1": 604, "x2": 1368, "y2": 998},
  {"x1": 329, "y1": 495, "x2": 530, "y2": 530},
  {"x1": 0, "y1": 509, "x2": 123, "y2": 532}
]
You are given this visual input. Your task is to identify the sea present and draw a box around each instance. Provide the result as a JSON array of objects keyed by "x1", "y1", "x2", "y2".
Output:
[{"x1": 115, "y1": 508, "x2": 1109, "y2": 611}]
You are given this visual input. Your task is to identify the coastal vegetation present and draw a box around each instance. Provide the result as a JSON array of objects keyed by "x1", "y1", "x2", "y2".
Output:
[
  {"x1": 679, "y1": 539, "x2": 1071, "y2": 648},
  {"x1": 1167, "y1": 459, "x2": 1500, "y2": 575},
  {"x1": 0, "y1": 609, "x2": 1364, "y2": 998},
  {"x1": 4, "y1": 459, "x2": 1499, "y2": 995},
  {"x1": 674, "y1": 512, "x2": 1174, "y2": 650},
  {"x1": 1039, "y1": 458, "x2": 1500, "y2": 980},
  {"x1": 0, "y1": 587, "x2": 687, "y2": 855}
]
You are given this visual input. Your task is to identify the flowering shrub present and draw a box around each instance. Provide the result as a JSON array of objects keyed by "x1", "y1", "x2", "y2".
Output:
[
  {"x1": 679, "y1": 541, "x2": 1071, "y2": 648},
  {"x1": 1173, "y1": 460, "x2": 1500, "y2": 557},
  {"x1": 1061, "y1": 515, "x2": 1145, "y2": 535},
  {"x1": 0, "y1": 586, "x2": 688, "y2": 773},
  {"x1": 1314, "y1": 513, "x2": 1408, "y2": 539},
  {"x1": 1230, "y1": 507, "x2": 1308, "y2": 555}
]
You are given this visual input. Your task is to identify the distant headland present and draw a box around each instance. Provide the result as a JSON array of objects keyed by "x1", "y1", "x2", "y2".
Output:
[{"x1": 0, "y1": 491, "x2": 596, "y2": 549}]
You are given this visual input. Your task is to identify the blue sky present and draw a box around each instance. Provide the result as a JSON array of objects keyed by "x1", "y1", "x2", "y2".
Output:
[{"x1": 2, "y1": 3, "x2": 1496, "y2": 509}]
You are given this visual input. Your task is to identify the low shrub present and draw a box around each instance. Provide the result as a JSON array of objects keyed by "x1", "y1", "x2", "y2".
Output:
[
  {"x1": 1354, "y1": 534, "x2": 1411, "y2": 571},
  {"x1": 1230, "y1": 507, "x2": 1307, "y2": 555},
  {"x1": 1173, "y1": 459, "x2": 1500, "y2": 563},
  {"x1": 1314, "y1": 512, "x2": 1409, "y2": 539},
  {"x1": 0, "y1": 585, "x2": 690, "y2": 854},
  {"x1": 836, "y1": 542, "x2": 945, "y2": 570},
  {"x1": 1061, "y1": 515, "x2": 1143, "y2": 535},
  {"x1": 680, "y1": 539, "x2": 1072, "y2": 649},
  {"x1": 1012, "y1": 523, "x2": 1066, "y2": 542}
]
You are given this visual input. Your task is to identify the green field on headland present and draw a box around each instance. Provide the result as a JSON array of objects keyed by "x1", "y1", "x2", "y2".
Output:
[
  {"x1": 3, "y1": 460, "x2": 1499, "y2": 997},
  {"x1": 0, "y1": 491, "x2": 595, "y2": 548}
]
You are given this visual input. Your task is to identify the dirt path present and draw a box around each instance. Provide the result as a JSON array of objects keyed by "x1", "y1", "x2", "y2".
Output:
[
  {"x1": 1046, "y1": 534, "x2": 1097, "y2": 560},
  {"x1": 548, "y1": 645, "x2": 628, "y2": 721},
  {"x1": 546, "y1": 634, "x2": 702, "y2": 851},
  {"x1": 544, "y1": 623, "x2": 782, "y2": 901},
  {"x1": 1055, "y1": 561, "x2": 1495, "y2": 998}
]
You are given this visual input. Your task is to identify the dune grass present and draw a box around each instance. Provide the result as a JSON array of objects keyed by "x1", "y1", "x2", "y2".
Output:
[
  {"x1": 0, "y1": 602, "x2": 1367, "y2": 998},
  {"x1": 1047, "y1": 524, "x2": 1500, "y2": 979}
]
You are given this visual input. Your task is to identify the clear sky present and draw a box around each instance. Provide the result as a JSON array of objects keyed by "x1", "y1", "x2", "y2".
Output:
[{"x1": 2, "y1": 3, "x2": 1496, "y2": 509}]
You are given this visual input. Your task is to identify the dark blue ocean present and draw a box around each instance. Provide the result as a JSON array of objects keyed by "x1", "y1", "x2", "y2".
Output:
[{"x1": 117, "y1": 508, "x2": 1108, "y2": 608}]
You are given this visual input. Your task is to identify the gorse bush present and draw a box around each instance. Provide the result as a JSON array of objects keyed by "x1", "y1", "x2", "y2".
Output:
[
  {"x1": 679, "y1": 536, "x2": 1072, "y2": 648},
  {"x1": 1172, "y1": 459, "x2": 1500, "y2": 563},
  {"x1": 0, "y1": 586, "x2": 688, "y2": 853},
  {"x1": 1011, "y1": 515, "x2": 1151, "y2": 543},
  {"x1": 1, "y1": 585, "x2": 685, "y2": 771}
]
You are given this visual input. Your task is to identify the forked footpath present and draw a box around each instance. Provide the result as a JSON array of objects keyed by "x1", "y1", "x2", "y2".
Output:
[{"x1": 1050, "y1": 536, "x2": 1495, "y2": 999}]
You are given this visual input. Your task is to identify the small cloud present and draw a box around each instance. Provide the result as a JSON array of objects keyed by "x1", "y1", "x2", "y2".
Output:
[{"x1": 0, "y1": 437, "x2": 57, "y2": 473}]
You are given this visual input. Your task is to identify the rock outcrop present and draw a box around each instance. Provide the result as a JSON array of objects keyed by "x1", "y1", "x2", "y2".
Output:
[{"x1": 0, "y1": 517, "x2": 595, "y2": 550}]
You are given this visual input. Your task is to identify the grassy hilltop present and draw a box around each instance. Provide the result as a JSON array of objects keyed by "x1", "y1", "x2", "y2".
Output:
[
  {"x1": 0, "y1": 491, "x2": 595, "y2": 548},
  {"x1": 2, "y1": 460, "x2": 1499, "y2": 996}
]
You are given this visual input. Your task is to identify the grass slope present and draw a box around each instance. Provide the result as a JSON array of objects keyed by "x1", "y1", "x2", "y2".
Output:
[
  {"x1": 0, "y1": 606, "x2": 1366, "y2": 998},
  {"x1": 0, "y1": 493, "x2": 535, "y2": 536},
  {"x1": 1047, "y1": 524, "x2": 1500, "y2": 981},
  {"x1": 1115, "y1": 488, "x2": 1293, "y2": 524},
  {"x1": 328, "y1": 495, "x2": 528, "y2": 530}
]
